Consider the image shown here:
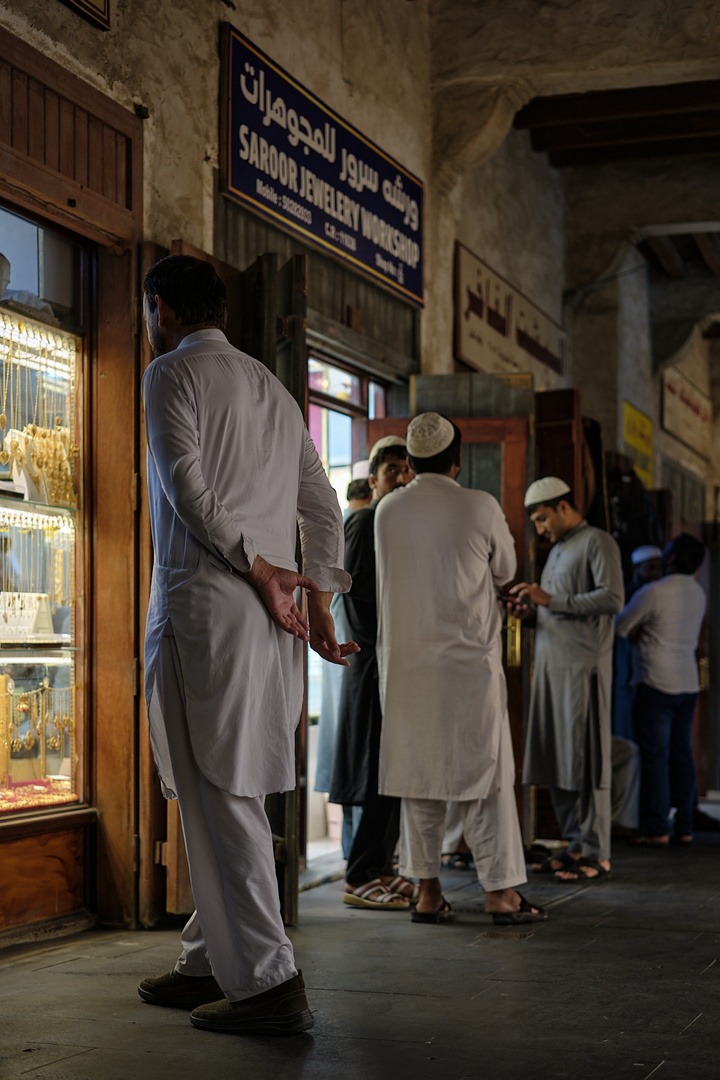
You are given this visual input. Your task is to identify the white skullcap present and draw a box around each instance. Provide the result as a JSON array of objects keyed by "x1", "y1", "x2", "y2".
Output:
[
  {"x1": 631, "y1": 544, "x2": 662, "y2": 565},
  {"x1": 406, "y1": 413, "x2": 455, "y2": 458},
  {"x1": 524, "y1": 476, "x2": 571, "y2": 507},
  {"x1": 368, "y1": 435, "x2": 406, "y2": 466},
  {"x1": 352, "y1": 459, "x2": 370, "y2": 480}
]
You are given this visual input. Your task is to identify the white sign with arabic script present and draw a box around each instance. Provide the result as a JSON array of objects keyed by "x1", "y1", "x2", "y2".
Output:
[
  {"x1": 662, "y1": 367, "x2": 712, "y2": 460},
  {"x1": 454, "y1": 242, "x2": 566, "y2": 390}
]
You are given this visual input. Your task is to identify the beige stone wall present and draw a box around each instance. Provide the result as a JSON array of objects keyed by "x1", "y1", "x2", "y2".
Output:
[
  {"x1": 423, "y1": 129, "x2": 566, "y2": 380},
  {"x1": 0, "y1": 0, "x2": 431, "y2": 282},
  {"x1": 431, "y1": 0, "x2": 720, "y2": 95},
  {"x1": 617, "y1": 252, "x2": 655, "y2": 452},
  {"x1": 658, "y1": 330, "x2": 717, "y2": 517}
]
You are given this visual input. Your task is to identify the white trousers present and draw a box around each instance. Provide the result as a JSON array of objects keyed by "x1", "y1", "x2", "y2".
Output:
[
  {"x1": 399, "y1": 721, "x2": 527, "y2": 893},
  {"x1": 156, "y1": 631, "x2": 297, "y2": 1002}
]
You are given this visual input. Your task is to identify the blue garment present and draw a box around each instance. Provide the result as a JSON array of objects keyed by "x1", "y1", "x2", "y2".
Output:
[
  {"x1": 633, "y1": 683, "x2": 697, "y2": 837},
  {"x1": 612, "y1": 634, "x2": 636, "y2": 740}
]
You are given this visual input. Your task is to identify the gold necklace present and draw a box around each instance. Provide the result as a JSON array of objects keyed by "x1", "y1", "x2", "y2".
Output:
[{"x1": 0, "y1": 327, "x2": 11, "y2": 460}]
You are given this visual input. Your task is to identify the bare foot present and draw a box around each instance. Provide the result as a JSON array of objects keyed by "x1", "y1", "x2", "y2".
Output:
[
  {"x1": 415, "y1": 876, "x2": 444, "y2": 915},
  {"x1": 531, "y1": 851, "x2": 581, "y2": 872},
  {"x1": 484, "y1": 887, "x2": 543, "y2": 916}
]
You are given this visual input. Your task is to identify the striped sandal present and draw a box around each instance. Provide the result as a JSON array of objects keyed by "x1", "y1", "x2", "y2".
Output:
[
  {"x1": 384, "y1": 876, "x2": 420, "y2": 904},
  {"x1": 343, "y1": 878, "x2": 410, "y2": 910}
]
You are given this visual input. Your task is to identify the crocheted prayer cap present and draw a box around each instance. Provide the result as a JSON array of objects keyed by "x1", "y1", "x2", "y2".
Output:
[
  {"x1": 524, "y1": 476, "x2": 571, "y2": 507},
  {"x1": 631, "y1": 545, "x2": 662, "y2": 565},
  {"x1": 368, "y1": 435, "x2": 406, "y2": 464},
  {"x1": 405, "y1": 413, "x2": 455, "y2": 458}
]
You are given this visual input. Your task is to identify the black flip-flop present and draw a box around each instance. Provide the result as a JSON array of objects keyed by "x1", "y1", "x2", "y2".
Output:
[
  {"x1": 532, "y1": 850, "x2": 576, "y2": 874},
  {"x1": 411, "y1": 897, "x2": 454, "y2": 923},
  {"x1": 555, "y1": 857, "x2": 611, "y2": 882},
  {"x1": 492, "y1": 894, "x2": 547, "y2": 925}
]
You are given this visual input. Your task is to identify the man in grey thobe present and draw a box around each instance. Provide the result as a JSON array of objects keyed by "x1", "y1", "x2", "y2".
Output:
[{"x1": 510, "y1": 477, "x2": 623, "y2": 881}]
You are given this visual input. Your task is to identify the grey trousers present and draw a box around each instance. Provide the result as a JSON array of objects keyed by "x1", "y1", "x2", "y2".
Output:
[{"x1": 550, "y1": 782, "x2": 611, "y2": 863}]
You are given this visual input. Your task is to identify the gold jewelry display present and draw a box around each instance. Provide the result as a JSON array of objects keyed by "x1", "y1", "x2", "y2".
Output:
[
  {"x1": 0, "y1": 312, "x2": 79, "y2": 507},
  {"x1": 0, "y1": 308, "x2": 81, "y2": 814}
]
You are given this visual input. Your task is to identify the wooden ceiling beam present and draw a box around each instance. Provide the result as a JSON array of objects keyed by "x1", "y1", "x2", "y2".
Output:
[
  {"x1": 694, "y1": 233, "x2": 720, "y2": 277},
  {"x1": 643, "y1": 236, "x2": 685, "y2": 279},
  {"x1": 515, "y1": 80, "x2": 720, "y2": 129},
  {"x1": 531, "y1": 110, "x2": 720, "y2": 153},
  {"x1": 548, "y1": 135, "x2": 720, "y2": 167}
]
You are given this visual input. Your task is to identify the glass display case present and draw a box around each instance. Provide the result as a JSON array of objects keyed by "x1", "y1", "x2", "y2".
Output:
[{"x1": 0, "y1": 307, "x2": 82, "y2": 813}]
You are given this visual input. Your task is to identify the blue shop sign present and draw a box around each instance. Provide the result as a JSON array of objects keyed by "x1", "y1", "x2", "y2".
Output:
[{"x1": 221, "y1": 26, "x2": 424, "y2": 307}]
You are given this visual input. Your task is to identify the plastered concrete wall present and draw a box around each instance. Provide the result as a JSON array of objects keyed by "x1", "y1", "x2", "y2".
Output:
[
  {"x1": 569, "y1": 282, "x2": 620, "y2": 440},
  {"x1": 426, "y1": 129, "x2": 566, "y2": 384},
  {"x1": 0, "y1": 0, "x2": 431, "y2": 288},
  {"x1": 565, "y1": 158, "x2": 720, "y2": 289},
  {"x1": 462, "y1": 129, "x2": 565, "y2": 327},
  {"x1": 432, "y1": 0, "x2": 720, "y2": 95},
  {"x1": 658, "y1": 330, "x2": 717, "y2": 517},
  {"x1": 617, "y1": 253, "x2": 655, "y2": 451}
]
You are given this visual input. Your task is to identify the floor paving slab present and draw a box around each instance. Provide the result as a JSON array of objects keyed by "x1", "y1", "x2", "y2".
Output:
[{"x1": 1, "y1": 837, "x2": 718, "y2": 1080}]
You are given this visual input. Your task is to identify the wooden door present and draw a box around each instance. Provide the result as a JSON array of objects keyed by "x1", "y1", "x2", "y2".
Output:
[{"x1": 367, "y1": 412, "x2": 530, "y2": 819}]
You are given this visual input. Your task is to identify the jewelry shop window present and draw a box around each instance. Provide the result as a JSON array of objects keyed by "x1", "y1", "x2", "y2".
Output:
[{"x1": 0, "y1": 205, "x2": 85, "y2": 814}]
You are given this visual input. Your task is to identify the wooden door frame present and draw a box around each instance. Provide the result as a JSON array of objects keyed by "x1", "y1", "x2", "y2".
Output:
[{"x1": 0, "y1": 26, "x2": 144, "y2": 930}]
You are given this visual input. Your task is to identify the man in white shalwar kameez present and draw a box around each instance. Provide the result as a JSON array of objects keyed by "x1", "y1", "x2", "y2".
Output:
[
  {"x1": 136, "y1": 255, "x2": 356, "y2": 1035},
  {"x1": 375, "y1": 413, "x2": 545, "y2": 925}
]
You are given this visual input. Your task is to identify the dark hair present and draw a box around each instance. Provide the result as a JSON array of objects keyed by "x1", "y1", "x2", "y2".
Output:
[
  {"x1": 369, "y1": 444, "x2": 408, "y2": 477},
  {"x1": 525, "y1": 490, "x2": 577, "y2": 515},
  {"x1": 665, "y1": 533, "x2": 705, "y2": 575},
  {"x1": 143, "y1": 254, "x2": 228, "y2": 329},
  {"x1": 346, "y1": 478, "x2": 371, "y2": 501},
  {"x1": 408, "y1": 420, "x2": 462, "y2": 475}
]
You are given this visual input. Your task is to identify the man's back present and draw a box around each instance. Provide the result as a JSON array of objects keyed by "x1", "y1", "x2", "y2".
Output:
[
  {"x1": 619, "y1": 574, "x2": 706, "y2": 694},
  {"x1": 375, "y1": 474, "x2": 515, "y2": 657},
  {"x1": 375, "y1": 473, "x2": 517, "y2": 802},
  {"x1": 143, "y1": 328, "x2": 310, "y2": 575}
]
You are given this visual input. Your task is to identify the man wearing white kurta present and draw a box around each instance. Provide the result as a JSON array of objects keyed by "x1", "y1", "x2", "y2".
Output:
[
  {"x1": 375, "y1": 413, "x2": 545, "y2": 925},
  {"x1": 137, "y1": 255, "x2": 355, "y2": 1035}
]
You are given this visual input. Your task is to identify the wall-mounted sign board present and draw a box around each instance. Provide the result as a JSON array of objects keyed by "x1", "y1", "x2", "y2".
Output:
[
  {"x1": 221, "y1": 26, "x2": 424, "y2": 307},
  {"x1": 455, "y1": 242, "x2": 565, "y2": 389},
  {"x1": 661, "y1": 366, "x2": 712, "y2": 460}
]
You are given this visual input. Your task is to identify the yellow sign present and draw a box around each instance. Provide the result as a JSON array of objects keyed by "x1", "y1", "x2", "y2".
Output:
[{"x1": 623, "y1": 402, "x2": 653, "y2": 488}]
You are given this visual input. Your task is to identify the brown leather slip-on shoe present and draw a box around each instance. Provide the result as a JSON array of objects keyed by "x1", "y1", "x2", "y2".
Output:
[
  {"x1": 138, "y1": 969, "x2": 224, "y2": 1008},
  {"x1": 190, "y1": 971, "x2": 313, "y2": 1035}
]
